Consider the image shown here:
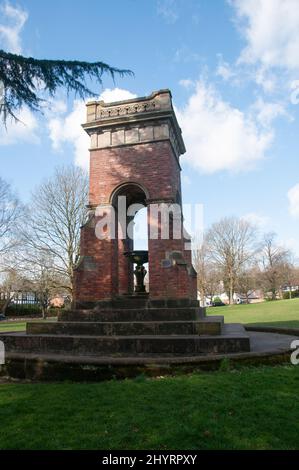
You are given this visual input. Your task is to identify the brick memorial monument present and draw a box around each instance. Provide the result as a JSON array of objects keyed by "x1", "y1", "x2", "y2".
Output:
[
  {"x1": 0, "y1": 90, "x2": 250, "y2": 380},
  {"x1": 74, "y1": 89, "x2": 197, "y2": 305}
]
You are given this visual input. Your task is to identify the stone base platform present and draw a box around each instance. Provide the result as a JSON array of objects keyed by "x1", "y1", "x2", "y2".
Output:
[
  {"x1": 26, "y1": 318, "x2": 223, "y2": 336},
  {"x1": 0, "y1": 297, "x2": 252, "y2": 379},
  {"x1": 0, "y1": 331, "x2": 295, "y2": 382},
  {"x1": 59, "y1": 307, "x2": 204, "y2": 322},
  {"x1": 0, "y1": 323, "x2": 249, "y2": 357}
]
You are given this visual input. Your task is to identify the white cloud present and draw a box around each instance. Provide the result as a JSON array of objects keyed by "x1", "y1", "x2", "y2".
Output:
[
  {"x1": 179, "y1": 79, "x2": 195, "y2": 89},
  {"x1": 290, "y1": 79, "x2": 299, "y2": 105},
  {"x1": 176, "y1": 80, "x2": 273, "y2": 174},
  {"x1": 283, "y1": 237, "x2": 299, "y2": 258},
  {"x1": 250, "y1": 98, "x2": 289, "y2": 128},
  {"x1": 0, "y1": 107, "x2": 38, "y2": 145},
  {"x1": 216, "y1": 56, "x2": 235, "y2": 81},
  {"x1": 47, "y1": 88, "x2": 137, "y2": 170},
  {"x1": 254, "y1": 67, "x2": 277, "y2": 94},
  {"x1": 174, "y1": 46, "x2": 200, "y2": 63},
  {"x1": 0, "y1": 1, "x2": 28, "y2": 53},
  {"x1": 98, "y1": 88, "x2": 137, "y2": 104},
  {"x1": 241, "y1": 212, "x2": 270, "y2": 229},
  {"x1": 48, "y1": 99, "x2": 89, "y2": 169},
  {"x1": 157, "y1": 0, "x2": 178, "y2": 24},
  {"x1": 231, "y1": 0, "x2": 299, "y2": 71},
  {"x1": 181, "y1": 174, "x2": 191, "y2": 186},
  {"x1": 46, "y1": 99, "x2": 67, "y2": 115},
  {"x1": 288, "y1": 183, "x2": 299, "y2": 219}
]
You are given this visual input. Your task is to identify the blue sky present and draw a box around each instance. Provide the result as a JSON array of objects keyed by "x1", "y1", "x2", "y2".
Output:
[{"x1": 0, "y1": 0, "x2": 299, "y2": 256}]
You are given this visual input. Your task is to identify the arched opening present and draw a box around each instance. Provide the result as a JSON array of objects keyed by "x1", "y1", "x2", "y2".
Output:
[
  {"x1": 110, "y1": 182, "x2": 149, "y2": 295},
  {"x1": 110, "y1": 182, "x2": 148, "y2": 207},
  {"x1": 133, "y1": 206, "x2": 149, "y2": 292}
]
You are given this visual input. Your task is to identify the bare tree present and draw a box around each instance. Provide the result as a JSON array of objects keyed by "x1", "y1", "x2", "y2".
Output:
[
  {"x1": 21, "y1": 165, "x2": 88, "y2": 299},
  {"x1": 0, "y1": 268, "x2": 30, "y2": 316},
  {"x1": 0, "y1": 177, "x2": 22, "y2": 260},
  {"x1": 26, "y1": 252, "x2": 67, "y2": 318},
  {"x1": 235, "y1": 266, "x2": 259, "y2": 303},
  {"x1": 206, "y1": 217, "x2": 258, "y2": 304},
  {"x1": 261, "y1": 233, "x2": 293, "y2": 300},
  {"x1": 205, "y1": 269, "x2": 222, "y2": 305},
  {"x1": 193, "y1": 239, "x2": 221, "y2": 306},
  {"x1": 193, "y1": 240, "x2": 209, "y2": 307},
  {"x1": 282, "y1": 265, "x2": 298, "y2": 299}
]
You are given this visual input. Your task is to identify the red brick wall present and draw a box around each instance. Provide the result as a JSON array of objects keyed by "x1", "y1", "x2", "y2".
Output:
[
  {"x1": 89, "y1": 141, "x2": 181, "y2": 205},
  {"x1": 74, "y1": 139, "x2": 197, "y2": 303}
]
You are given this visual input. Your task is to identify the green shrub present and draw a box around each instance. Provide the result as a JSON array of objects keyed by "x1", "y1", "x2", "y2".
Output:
[
  {"x1": 6, "y1": 304, "x2": 41, "y2": 316},
  {"x1": 212, "y1": 296, "x2": 225, "y2": 307},
  {"x1": 282, "y1": 290, "x2": 299, "y2": 300},
  {"x1": 219, "y1": 358, "x2": 231, "y2": 372},
  {"x1": 5, "y1": 305, "x2": 59, "y2": 317}
]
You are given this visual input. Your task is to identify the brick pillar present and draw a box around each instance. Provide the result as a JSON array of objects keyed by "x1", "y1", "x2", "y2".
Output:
[{"x1": 147, "y1": 203, "x2": 196, "y2": 300}]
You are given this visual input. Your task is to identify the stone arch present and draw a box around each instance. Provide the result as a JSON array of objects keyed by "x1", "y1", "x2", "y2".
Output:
[
  {"x1": 109, "y1": 182, "x2": 150, "y2": 296},
  {"x1": 109, "y1": 181, "x2": 150, "y2": 208}
]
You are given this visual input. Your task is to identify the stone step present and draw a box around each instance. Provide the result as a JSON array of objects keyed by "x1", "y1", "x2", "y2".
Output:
[
  {"x1": 26, "y1": 318, "x2": 223, "y2": 337},
  {"x1": 59, "y1": 307, "x2": 205, "y2": 322},
  {"x1": 0, "y1": 324, "x2": 250, "y2": 356},
  {"x1": 76, "y1": 298, "x2": 201, "y2": 310}
]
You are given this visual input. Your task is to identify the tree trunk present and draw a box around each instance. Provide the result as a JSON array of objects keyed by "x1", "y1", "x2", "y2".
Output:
[
  {"x1": 199, "y1": 288, "x2": 206, "y2": 307},
  {"x1": 229, "y1": 278, "x2": 234, "y2": 305},
  {"x1": 41, "y1": 306, "x2": 47, "y2": 319},
  {"x1": 1, "y1": 296, "x2": 12, "y2": 316}
]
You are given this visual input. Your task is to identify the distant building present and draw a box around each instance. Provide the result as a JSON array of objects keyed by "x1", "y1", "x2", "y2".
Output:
[
  {"x1": 282, "y1": 284, "x2": 299, "y2": 292},
  {"x1": 198, "y1": 290, "x2": 264, "y2": 306}
]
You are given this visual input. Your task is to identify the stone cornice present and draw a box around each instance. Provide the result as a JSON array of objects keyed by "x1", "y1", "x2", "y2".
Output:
[{"x1": 82, "y1": 89, "x2": 186, "y2": 157}]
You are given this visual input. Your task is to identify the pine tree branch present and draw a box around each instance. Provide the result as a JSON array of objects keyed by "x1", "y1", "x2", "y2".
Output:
[{"x1": 0, "y1": 50, "x2": 134, "y2": 123}]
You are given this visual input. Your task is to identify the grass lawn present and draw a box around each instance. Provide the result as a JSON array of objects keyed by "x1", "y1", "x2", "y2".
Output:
[
  {"x1": 207, "y1": 298, "x2": 299, "y2": 328},
  {"x1": 0, "y1": 365, "x2": 298, "y2": 449},
  {"x1": 0, "y1": 322, "x2": 28, "y2": 332},
  {"x1": 0, "y1": 317, "x2": 57, "y2": 333}
]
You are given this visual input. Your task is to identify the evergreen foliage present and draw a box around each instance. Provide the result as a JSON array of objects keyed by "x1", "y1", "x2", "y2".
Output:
[{"x1": 0, "y1": 49, "x2": 133, "y2": 122}]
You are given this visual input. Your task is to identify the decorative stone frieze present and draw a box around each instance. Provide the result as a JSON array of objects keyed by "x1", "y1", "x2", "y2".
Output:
[
  {"x1": 83, "y1": 89, "x2": 186, "y2": 160},
  {"x1": 86, "y1": 89, "x2": 172, "y2": 123}
]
